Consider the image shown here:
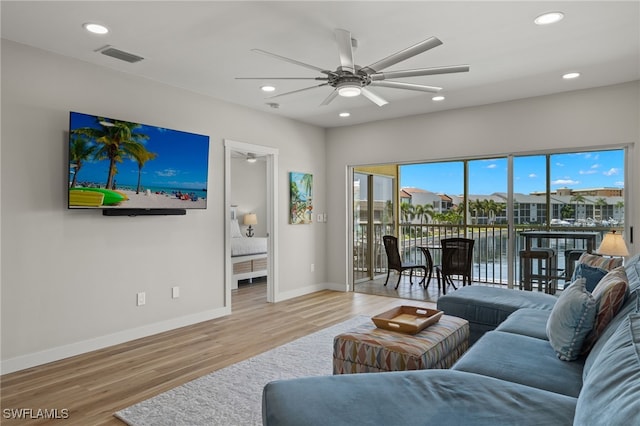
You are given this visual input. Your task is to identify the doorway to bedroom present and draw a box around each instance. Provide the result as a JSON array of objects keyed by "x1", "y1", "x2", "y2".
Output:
[{"x1": 224, "y1": 140, "x2": 279, "y2": 306}]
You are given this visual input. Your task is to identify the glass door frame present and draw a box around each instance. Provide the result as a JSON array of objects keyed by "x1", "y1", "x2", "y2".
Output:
[
  {"x1": 352, "y1": 170, "x2": 396, "y2": 285},
  {"x1": 347, "y1": 146, "x2": 630, "y2": 292}
]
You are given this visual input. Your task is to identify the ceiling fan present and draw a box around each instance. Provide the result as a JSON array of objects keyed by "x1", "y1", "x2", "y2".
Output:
[{"x1": 237, "y1": 29, "x2": 469, "y2": 107}]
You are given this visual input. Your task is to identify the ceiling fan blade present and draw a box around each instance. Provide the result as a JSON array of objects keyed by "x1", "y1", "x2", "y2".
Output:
[
  {"x1": 236, "y1": 77, "x2": 329, "y2": 80},
  {"x1": 252, "y1": 49, "x2": 329, "y2": 74},
  {"x1": 370, "y1": 81, "x2": 442, "y2": 93},
  {"x1": 320, "y1": 90, "x2": 339, "y2": 106},
  {"x1": 361, "y1": 88, "x2": 389, "y2": 107},
  {"x1": 361, "y1": 37, "x2": 443, "y2": 74},
  {"x1": 370, "y1": 65, "x2": 470, "y2": 81},
  {"x1": 267, "y1": 83, "x2": 329, "y2": 99},
  {"x1": 335, "y1": 29, "x2": 355, "y2": 74}
]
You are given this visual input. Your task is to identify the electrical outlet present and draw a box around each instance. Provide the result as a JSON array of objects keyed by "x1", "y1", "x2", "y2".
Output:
[
  {"x1": 172, "y1": 286, "x2": 180, "y2": 299},
  {"x1": 137, "y1": 292, "x2": 146, "y2": 306},
  {"x1": 311, "y1": 263, "x2": 315, "y2": 272}
]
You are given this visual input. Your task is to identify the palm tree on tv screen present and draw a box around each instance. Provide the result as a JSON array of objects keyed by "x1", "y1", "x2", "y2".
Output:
[
  {"x1": 128, "y1": 144, "x2": 158, "y2": 194},
  {"x1": 69, "y1": 134, "x2": 97, "y2": 188},
  {"x1": 72, "y1": 118, "x2": 150, "y2": 189}
]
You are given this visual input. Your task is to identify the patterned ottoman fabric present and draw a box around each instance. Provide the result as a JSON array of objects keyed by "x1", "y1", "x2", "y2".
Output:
[{"x1": 333, "y1": 315, "x2": 469, "y2": 374}]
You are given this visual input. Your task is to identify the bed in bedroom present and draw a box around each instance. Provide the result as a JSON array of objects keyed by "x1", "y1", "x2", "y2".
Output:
[{"x1": 230, "y1": 217, "x2": 267, "y2": 289}]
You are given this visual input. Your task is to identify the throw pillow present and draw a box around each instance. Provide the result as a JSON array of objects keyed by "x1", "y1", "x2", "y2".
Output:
[
  {"x1": 582, "y1": 266, "x2": 629, "y2": 352},
  {"x1": 572, "y1": 263, "x2": 608, "y2": 292},
  {"x1": 574, "y1": 314, "x2": 640, "y2": 425},
  {"x1": 546, "y1": 278, "x2": 597, "y2": 361},
  {"x1": 230, "y1": 219, "x2": 243, "y2": 238},
  {"x1": 571, "y1": 253, "x2": 623, "y2": 281}
]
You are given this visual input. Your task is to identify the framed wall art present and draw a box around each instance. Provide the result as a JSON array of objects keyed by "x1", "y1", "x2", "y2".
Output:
[{"x1": 289, "y1": 172, "x2": 313, "y2": 224}]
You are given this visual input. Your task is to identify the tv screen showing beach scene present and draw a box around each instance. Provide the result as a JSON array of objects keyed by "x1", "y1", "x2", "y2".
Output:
[{"x1": 68, "y1": 111, "x2": 209, "y2": 210}]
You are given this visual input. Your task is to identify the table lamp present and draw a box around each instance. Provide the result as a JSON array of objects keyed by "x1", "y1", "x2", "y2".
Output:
[
  {"x1": 243, "y1": 213, "x2": 257, "y2": 238},
  {"x1": 597, "y1": 230, "x2": 629, "y2": 257}
]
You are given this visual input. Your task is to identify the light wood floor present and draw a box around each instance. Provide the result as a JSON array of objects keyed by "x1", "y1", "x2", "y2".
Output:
[{"x1": 1, "y1": 284, "x2": 435, "y2": 425}]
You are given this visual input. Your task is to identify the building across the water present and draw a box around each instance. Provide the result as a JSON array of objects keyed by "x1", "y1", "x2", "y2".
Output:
[{"x1": 397, "y1": 186, "x2": 624, "y2": 226}]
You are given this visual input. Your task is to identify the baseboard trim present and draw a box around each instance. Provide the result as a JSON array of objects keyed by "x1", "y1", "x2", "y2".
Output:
[
  {"x1": 273, "y1": 282, "x2": 345, "y2": 302},
  {"x1": 1, "y1": 306, "x2": 231, "y2": 375},
  {"x1": 324, "y1": 282, "x2": 349, "y2": 292}
]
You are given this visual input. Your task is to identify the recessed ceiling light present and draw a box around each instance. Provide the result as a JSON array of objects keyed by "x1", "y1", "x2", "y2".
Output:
[
  {"x1": 432, "y1": 96, "x2": 445, "y2": 101},
  {"x1": 261, "y1": 85, "x2": 276, "y2": 92},
  {"x1": 83, "y1": 23, "x2": 109, "y2": 35},
  {"x1": 534, "y1": 12, "x2": 564, "y2": 25},
  {"x1": 563, "y1": 72, "x2": 581, "y2": 80},
  {"x1": 339, "y1": 112, "x2": 351, "y2": 118}
]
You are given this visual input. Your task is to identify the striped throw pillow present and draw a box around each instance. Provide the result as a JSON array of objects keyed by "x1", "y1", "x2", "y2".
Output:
[
  {"x1": 582, "y1": 266, "x2": 629, "y2": 352},
  {"x1": 577, "y1": 252, "x2": 623, "y2": 271}
]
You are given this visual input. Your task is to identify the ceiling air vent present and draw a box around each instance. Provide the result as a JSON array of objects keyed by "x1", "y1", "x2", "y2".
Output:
[{"x1": 96, "y1": 45, "x2": 144, "y2": 63}]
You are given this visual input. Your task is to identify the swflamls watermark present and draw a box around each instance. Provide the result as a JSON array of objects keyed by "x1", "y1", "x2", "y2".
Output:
[{"x1": 2, "y1": 408, "x2": 70, "y2": 420}]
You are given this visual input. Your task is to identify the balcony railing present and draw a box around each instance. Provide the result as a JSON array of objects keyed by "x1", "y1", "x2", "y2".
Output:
[{"x1": 355, "y1": 223, "x2": 620, "y2": 289}]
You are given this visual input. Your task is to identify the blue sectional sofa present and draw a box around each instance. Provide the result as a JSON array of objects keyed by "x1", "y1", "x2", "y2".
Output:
[{"x1": 262, "y1": 254, "x2": 640, "y2": 425}]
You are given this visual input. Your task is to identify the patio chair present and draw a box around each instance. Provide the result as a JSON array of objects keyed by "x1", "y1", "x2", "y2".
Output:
[
  {"x1": 382, "y1": 235, "x2": 428, "y2": 289},
  {"x1": 436, "y1": 238, "x2": 475, "y2": 295},
  {"x1": 418, "y1": 246, "x2": 434, "y2": 289}
]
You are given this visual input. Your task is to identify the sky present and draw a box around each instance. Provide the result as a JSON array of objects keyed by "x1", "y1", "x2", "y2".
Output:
[
  {"x1": 400, "y1": 150, "x2": 625, "y2": 195},
  {"x1": 69, "y1": 112, "x2": 209, "y2": 190}
]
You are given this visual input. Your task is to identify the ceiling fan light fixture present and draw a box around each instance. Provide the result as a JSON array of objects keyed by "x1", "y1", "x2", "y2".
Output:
[{"x1": 337, "y1": 83, "x2": 362, "y2": 97}]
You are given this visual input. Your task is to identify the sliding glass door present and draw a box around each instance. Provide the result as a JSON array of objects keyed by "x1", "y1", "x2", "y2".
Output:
[
  {"x1": 353, "y1": 172, "x2": 395, "y2": 283},
  {"x1": 354, "y1": 147, "x2": 628, "y2": 290}
]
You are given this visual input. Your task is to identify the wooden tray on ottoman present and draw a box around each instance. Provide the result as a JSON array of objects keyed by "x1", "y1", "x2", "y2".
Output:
[{"x1": 372, "y1": 306, "x2": 443, "y2": 334}]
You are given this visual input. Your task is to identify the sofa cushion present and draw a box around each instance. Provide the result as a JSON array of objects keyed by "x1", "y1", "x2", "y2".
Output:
[
  {"x1": 572, "y1": 263, "x2": 608, "y2": 292},
  {"x1": 437, "y1": 286, "x2": 557, "y2": 344},
  {"x1": 574, "y1": 313, "x2": 640, "y2": 426},
  {"x1": 263, "y1": 369, "x2": 577, "y2": 426},
  {"x1": 571, "y1": 253, "x2": 623, "y2": 282},
  {"x1": 495, "y1": 308, "x2": 551, "y2": 340},
  {"x1": 546, "y1": 278, "x2": 596, "y2": 361},
  {"x1": 452, "y1": 331, "x2": 585, "y2": 397},
  {"x1": 582, "y1": 266, "x2": 629, "y2": 351}
]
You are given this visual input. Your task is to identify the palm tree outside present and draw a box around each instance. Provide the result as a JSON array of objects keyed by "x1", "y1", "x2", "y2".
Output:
[
  {"x1": 570, "y1": 194, "x2": 586, "y2": 220},
  {"x1": 470, "y1": 199, "x2": 484, "y2": 224},
  {"x1": 400, "y1": 202, "x2": 415, "y2": 224},
  {"x1": 594, "y1": 197, "x2": 607, "y2": 221}
]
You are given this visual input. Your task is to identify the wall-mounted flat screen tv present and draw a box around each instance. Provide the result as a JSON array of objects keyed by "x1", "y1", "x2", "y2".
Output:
[{"x1": 68, "y1": 111, "x2": 209, "y2": 211}]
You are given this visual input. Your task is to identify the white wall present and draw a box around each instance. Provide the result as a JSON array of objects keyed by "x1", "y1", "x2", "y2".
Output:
[
  {"x1": 0, "y1": 40, "x2": 326, "y2": 373},
  {"x1": 326, "y1": 81, "x2": 639, "y2": 286},
  {"x1": 231, "y1": 157, "x2": 267, "y2": 237}
]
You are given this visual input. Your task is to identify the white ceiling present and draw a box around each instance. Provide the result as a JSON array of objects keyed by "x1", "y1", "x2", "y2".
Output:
[{"x1": 2, "y1": 1, "x2": 639, "y2": 128}]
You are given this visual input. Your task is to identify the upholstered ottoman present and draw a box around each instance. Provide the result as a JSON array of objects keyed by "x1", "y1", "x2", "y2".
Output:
[{"x1": 333, "y1": 315, "x2": 469, "y2": 374}]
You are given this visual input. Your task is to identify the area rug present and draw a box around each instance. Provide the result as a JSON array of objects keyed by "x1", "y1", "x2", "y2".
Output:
[{"x1": 115, "y1": 315, "x2": 369, "y2": 426}]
